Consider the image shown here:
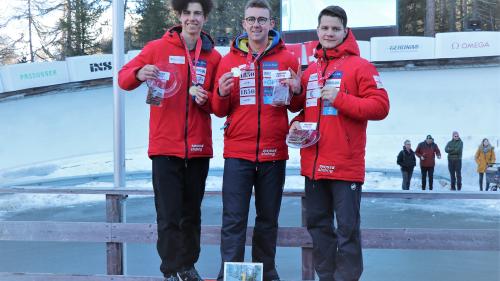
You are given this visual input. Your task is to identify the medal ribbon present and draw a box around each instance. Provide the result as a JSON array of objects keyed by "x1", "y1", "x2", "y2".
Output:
[
  {"x1": 246, "y1": 43, "x2": 266, "y2": 70},
  {"x1": 316, "y1": 55, "x2": 348, "y2": 88},
  {"x1": 180, "y1": 35, "x2": 202, "y2": 86}
]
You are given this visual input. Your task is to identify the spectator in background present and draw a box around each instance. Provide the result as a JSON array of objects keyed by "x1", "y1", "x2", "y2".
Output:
[
  {"x1": 445, "y1": 131, "x2": 463, "y2": 191},
  {"x1": 397, "y1": 140, "x2": 416, "y2": 190},
  {"x1": 415, "y1": 135, "x2": 441, "y2": 190},
  {"x1": 475, "y1": 138, "x2": 496, "y2": 191}
]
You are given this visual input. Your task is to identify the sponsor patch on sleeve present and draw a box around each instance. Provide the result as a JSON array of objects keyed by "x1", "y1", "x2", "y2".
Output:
[{"x1": 373, "y1": 75, "x2": 384, "y2": 89}]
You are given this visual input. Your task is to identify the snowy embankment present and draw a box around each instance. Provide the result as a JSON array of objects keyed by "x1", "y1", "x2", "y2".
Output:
[{"x1": 0, "y1": 65, "x2": 499, "y2": 216}]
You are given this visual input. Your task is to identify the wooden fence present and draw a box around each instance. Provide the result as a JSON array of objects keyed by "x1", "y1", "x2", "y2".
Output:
[{"x1": 0, "y1": 187, "x2": 499, "y2": 281}]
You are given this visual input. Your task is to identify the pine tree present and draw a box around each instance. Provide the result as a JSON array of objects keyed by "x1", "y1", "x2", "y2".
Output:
[
  {"x1": 58, "y1": 0, "x2": 105, "y2": 57},
  {"x1": 2, "y1": 0, "x2": 63, "y2": 62},
  {"x1": 134, "y1": 0, "x2": 175, "y2": 47}
]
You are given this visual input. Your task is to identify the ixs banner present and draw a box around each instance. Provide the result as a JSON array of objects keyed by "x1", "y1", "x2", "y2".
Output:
[
  {"x1": 370, "y1": 36, "x2": 435, "y2": 61},
  {"x1": 435, "y1": 31, "x2": 500, "y2": 58},
  {"x1": 66, "y1": 54, "x2": 113, "y2": 82},
  {"x1": 0, "y1": 61, "x2": 70, "y2": 92}
]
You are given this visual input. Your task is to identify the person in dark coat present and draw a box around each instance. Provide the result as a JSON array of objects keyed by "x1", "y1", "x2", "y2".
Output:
[
  {"x1": 397, "y1": 140, "x2": 416, "y2": 190},
  {"x1": 445, "y1": 131, "x2": 463, "y2": 190},
  {"x1": 415, "y1": 135, "x2": 441, "y2": 190}
]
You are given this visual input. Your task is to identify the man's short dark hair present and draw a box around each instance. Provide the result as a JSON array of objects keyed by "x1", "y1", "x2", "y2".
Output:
[
  {"x1": 171, "y1": 0, "x2": 213, "y2": 16},
  {"x1": 245, "y1": 0, "x2": 272, "y2": 14},
  {"x1": 318, "y1": 5, "x2": 347, "y2": 28}
]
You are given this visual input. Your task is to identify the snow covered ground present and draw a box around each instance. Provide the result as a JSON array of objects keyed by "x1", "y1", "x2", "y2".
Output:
[{"x1": 0, "y1": 65, "x2": 499, "y2": 215}]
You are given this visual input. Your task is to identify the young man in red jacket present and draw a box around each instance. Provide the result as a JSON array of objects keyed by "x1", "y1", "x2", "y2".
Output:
[
  {"x1": 212, "y1": 1, "x2": 302, "y2": 280},
  {"x1": 290, "y1": 6, "x2": 389, "y2": 281},
  {"x1": 118, "y1": 1, "x2": 221, "y2": 280}
]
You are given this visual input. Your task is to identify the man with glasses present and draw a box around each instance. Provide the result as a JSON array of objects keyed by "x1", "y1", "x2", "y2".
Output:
[
  {"x1": 445, "y1": 131, "x2": 463, "y2": 190},
  {"x1": 118, "y1": 0, "x2": 221, "y2": 280},
  {"x1": 211, "y1": 0, "x2": 303, "y2": 280}
]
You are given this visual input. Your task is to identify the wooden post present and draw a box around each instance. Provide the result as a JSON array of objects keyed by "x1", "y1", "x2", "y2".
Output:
[
  {"x1": 106, "y1": 194, "x2": 126, "y2": 275},
  {"x1": 301, "y1": 196, "x2": 315, "y2": 280}
]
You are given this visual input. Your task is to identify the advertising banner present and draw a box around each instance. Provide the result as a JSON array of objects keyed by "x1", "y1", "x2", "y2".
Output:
[
  {"x1": 66, "y1": 54, "x2": 113, "y2": 82},
  {"x1": 1, "y1": 61, "x2": 70, "y2": 92},
  {"x1": 435, "y1": 31, "x2": 500, "y2": 58},
  {"x1": 370, "y1": 36, "x2": 435, "y2": 61}
]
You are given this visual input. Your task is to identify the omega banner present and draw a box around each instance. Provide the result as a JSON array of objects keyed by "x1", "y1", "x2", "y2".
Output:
[
  {"x1": 435, "y1": 31, "x2": 500, "y2": 58},
  {"x1": 0, "y1": 61, "x2": 70, "y2": 92},
  {"x1": 66, "y1": 54, "x2": 113, "y2": 82},
  {"x1": 370, "y1": 36, "x2": 435, "y2": 61}
]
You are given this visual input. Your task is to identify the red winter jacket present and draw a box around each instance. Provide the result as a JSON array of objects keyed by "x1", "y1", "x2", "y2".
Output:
[
  {"x1": 415, "y1": 141, "x2": 441, "y2": 167},
  {"x1": 211, "y1": 30, "x2": 303, "y2": 162},
  {"x1": 118, "y1": 26, "x2": 221, "y2": 159},
  {"x1": 292, "y1": 30, "x2": 389, "y2": 182}
]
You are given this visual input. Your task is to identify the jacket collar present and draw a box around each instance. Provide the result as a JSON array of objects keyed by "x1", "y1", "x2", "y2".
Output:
[
  {"x1": 162, "y1": 25, "x2": 215, "y2": 52},
  {"x1": 231, "y1": 29, "x2": 284, "y2": 56},
  {"x1": 314, "y1": 29, "x2": 360, "y2": 60}
]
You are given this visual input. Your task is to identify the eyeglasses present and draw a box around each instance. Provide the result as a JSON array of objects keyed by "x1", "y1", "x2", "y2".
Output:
[
  {"x1": 245, "y1": 16, "x2": 269, "y2": 25},
  {"x1": 453, "y1": 135, "x2": 459, "y2": 138}
]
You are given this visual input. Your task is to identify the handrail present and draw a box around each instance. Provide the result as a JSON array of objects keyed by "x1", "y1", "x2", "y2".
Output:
[
  {"x1": 1, "y1": 186, "x2": 499, "y2": 199},
  {"x1": 0, "y1": 187, "x2": 498, "y2": 281}
]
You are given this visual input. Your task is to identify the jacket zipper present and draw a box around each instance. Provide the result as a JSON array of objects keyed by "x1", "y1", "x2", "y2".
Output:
[
  {"x1": 311, "y1": 60, "x2": 330, "y2": 181},
  {"x1": 255, "y1": 61, "x2": 262, "y2": 170},
  {"x1": 311, "y1": 99, "x2": 322, "y2": 181},
  {"x1": 184, "y1": 62, "x2": 190, "y2": 166}
]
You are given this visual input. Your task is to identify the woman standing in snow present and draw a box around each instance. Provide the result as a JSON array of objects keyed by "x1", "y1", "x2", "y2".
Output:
[{"x1": 475, "y1": 138, "x2": 496, "y2": 191}]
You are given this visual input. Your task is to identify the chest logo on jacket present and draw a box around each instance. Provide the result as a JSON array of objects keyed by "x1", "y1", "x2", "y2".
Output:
[
  {"x1": 169, "y1": 56, "x2": 185, "y2": 64},
  {"x1": 325, "y1": 71, "x2": 342, "y2": 89}
]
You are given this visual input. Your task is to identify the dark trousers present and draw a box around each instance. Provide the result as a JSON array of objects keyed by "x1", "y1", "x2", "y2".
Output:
[
  {"x1": 152, "y1": 156, "x2": 209, "y2": 276},
  {"x1": 448, "y1": 159, "x2": 462, "y2": 190},
  {"x1": 420, "y1": 166, "x2": 434, "y2": 190},
  {"x1": 401, "y1": 168, "x2": 413, "y2": 190},
  {"x1": 305, "y1": 178, "x2": 363, "y2": 281},
  {"x1": 479, "y1": 173, "x2": 492, "y2": 191},
  {"x1": 217, "y1": 158, "x2": 285, "y2": 281}
]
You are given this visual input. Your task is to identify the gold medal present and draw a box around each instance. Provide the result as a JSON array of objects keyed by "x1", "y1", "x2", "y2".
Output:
[
  {"x1": 189, "y1": 85, "x2": 198, "y2": 96},
  {"x1": 231, "y1": 67, "x2": 241, "y2": 78}
]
